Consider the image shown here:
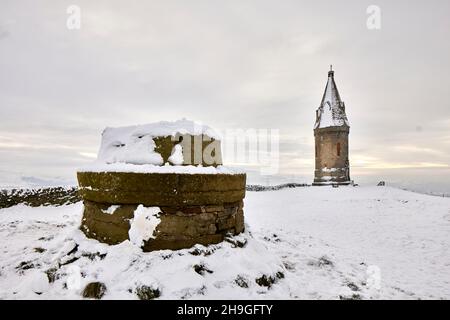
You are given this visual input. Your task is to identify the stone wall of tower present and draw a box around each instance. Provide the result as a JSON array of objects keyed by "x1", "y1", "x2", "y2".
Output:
[{"x1": 313, "y1": 126, "x2": 350, "y2": 185}]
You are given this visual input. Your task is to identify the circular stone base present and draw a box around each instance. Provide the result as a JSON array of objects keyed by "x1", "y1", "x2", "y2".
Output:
[
  {"x1": 80, "y1": 200, "x2": 244, "y2": 251},
  {"x1": 77, "y1": 171, "x2": 246, "y2": 206},
  {"x1": 77, "y1": 171, "x2": 246, "y2": 251}
]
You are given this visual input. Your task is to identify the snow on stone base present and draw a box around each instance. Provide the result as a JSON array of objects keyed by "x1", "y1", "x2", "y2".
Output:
[
  {"x1": 97, "y1": 119, "x2": 220, "y2": 165},
  {"x1": 78, "y1": 163, "x2": 243, "y2": 175},
  {"x1": 101, "y1": 205, "x2": 120, "y2": 215}
]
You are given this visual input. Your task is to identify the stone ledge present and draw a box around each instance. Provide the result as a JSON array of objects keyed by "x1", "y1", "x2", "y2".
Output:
[{"x1": 77, "y1": 172, "x2": 246, "y2": 206}]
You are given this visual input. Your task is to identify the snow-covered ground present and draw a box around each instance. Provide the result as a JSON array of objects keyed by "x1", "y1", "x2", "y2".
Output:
[{"x1": 0, "y1": 186, "x2": 449, "y2": 300}]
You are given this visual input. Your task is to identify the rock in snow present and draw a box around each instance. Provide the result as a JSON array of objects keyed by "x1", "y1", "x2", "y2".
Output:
[{"x1": 0, "y1": 186, "x2": 449, "y2": 299}]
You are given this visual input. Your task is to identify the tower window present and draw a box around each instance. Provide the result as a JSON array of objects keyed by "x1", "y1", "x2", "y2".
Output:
[{"x1": 337, "y1": 143, "x2": 341, "y2": 156}]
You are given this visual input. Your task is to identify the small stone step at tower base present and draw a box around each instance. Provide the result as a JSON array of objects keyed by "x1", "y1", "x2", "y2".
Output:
[{"x1": 312, "y1": 181, "x2": 352, "y2": 186}]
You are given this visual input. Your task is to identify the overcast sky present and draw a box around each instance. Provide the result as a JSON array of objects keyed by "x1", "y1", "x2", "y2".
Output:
[{"x1": 0, "y1": 0, "x2": 449, "y2": 187}]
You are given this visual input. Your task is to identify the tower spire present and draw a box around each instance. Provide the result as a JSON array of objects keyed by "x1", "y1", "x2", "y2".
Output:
[
  {"x1": 315, "y1": 67, "x2": 348, "y2": 129},
  {"x1": 328, "y1": 64, "x2": 334, "y2": 77}
]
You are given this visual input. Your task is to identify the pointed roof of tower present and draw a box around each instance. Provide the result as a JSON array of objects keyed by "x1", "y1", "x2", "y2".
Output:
[{"x1": 314, "y1": 66, "x2": 349, "y2": 129}]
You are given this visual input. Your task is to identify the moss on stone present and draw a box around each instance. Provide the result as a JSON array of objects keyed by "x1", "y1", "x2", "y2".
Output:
[
  {"x1": 77, "y1": 172, "x2": 246, "y2": 206},
  {"x1": 77, "y1": 166, "x2": 246, "y2": 251},
  {"x1": 142, "y1": 234, "x2": 224, "y2": 251},
  {"x1": 152, "y1": 134, "x2": 222, "y2": 166},
  {"x1": 80, "y1": 201, "x2": 137, "y2": 244}
]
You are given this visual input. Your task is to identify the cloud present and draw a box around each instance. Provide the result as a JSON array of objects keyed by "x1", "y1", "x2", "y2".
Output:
[
  {"x1": 0, "y1": 23, "x2": 13, "y2": 41},
  {"x1": 0, "y1": 0, "x2": 449, "y2": 186}
]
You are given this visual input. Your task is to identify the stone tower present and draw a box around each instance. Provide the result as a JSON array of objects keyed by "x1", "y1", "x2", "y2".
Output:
[{"x1": 313, "y1": 67, "x2": 351, "y2": 186}]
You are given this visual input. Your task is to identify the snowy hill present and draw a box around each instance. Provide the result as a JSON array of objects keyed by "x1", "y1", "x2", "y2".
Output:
[{"x1": 0, "y1": 186, "x2": 449, "y2": 299}]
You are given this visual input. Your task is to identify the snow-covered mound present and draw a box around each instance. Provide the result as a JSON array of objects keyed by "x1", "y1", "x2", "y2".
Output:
[
  {"x1": 96, "y1": 119, "x2": 219, "y2": 165},
  {"x1": 1, "y1": 186, "x2": 449, "y2": 299}
]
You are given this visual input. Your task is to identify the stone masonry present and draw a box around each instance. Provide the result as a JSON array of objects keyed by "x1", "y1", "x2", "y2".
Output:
[
  {"x1": 313, "y1": 67, "x2": 351, "y2": 185},
  {"x1": 77, "y1": 124, "x2": 246, "y2": 252},
  {"x1": 81, "y1": 200, "x2": 245, "y2": 251}
]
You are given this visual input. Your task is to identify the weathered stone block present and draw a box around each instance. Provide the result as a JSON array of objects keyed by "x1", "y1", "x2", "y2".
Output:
[
  {"x1": 152, "y1": 134, "x2": 223, "y2": 167},
  {"x1": 77, "y1": 172, "x2": 246, "y2": 206},
  {"x1": 79, "y1": 199, "x2": 245, "y2": 250},
  {"x1": 155, "y1": 212, "x2": 216, "y2": 238},
  {"x1": 81, "y1": 201, "x2": 136, "y2": 244},
  {"x1": 217, "y1": 214, "x2": 236, "y2": 231},
  {"x1": 221, "y1": 205, "x2": 238, "y2": 218},
  {"x1": 205, "y1": 205, "x2": 224, "y2": 213},
  {"x1": 142, "y1": 234, "x2": 224, "y2": 251},
  {"x1": 235, "y1": 209, "x2": 245, "y2": 234}
]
